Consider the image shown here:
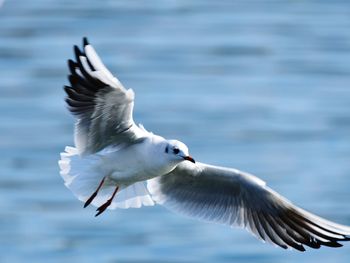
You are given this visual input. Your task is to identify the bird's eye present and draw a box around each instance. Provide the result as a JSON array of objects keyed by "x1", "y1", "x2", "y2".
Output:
[
  {"x1": 173, "y1": 148, "x2": 180, "y2": 154},
  {"x1": 165, "y1": 145, "x2": 169, "y2": 153}
]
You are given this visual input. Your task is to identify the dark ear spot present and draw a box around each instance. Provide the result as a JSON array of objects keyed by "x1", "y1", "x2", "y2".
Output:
[{"x1": 165, "y1": 145, "x2": 169, "y2": 153}]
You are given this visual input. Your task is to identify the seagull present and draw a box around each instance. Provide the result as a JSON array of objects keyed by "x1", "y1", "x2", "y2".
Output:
[{"x1": 59, "y1": 37, "x2": 350, "y2": 251}]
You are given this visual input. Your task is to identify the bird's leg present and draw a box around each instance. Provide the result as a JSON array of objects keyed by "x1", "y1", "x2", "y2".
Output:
[
  {"x1": 84, "y1": 177, "x2": 106, "y2": 208},
  {"x1": 95, "y1": 185, "x2": 119, "y2": 217}
]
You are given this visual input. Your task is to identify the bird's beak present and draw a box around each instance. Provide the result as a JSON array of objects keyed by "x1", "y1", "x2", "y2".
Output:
[{"x1": 183, "y1": 156, "x2": 196, "y2": 163}]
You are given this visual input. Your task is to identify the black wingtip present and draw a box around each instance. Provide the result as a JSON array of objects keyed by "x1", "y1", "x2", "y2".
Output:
[
  {"x1": 324, "y1": 241, "x2": 343, "y2": 248},
  {"x1": 67, "y1": 59, "x2": 77, "y2": 73},
  {"x1": 63, "y1": 85, "x2": 71, "y2": 95},
  {"x1": 83, "y1": 37, "x2": 89, "y2": 47},
  {"x1": 74, "y1": 45, "x2": 83, "y2": 57},
  {"x1": 299, "y1": 245, "x2": 306, "y2": 252}
]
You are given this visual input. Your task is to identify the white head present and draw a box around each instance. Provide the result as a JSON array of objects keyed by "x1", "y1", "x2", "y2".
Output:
[{"x1": 164, "y1": 140, "x2": 195, "y2": 164}]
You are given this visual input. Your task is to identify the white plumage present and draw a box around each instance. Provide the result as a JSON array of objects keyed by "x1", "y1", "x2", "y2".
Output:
[{"x1": 59, "y1": 38, "x2": 350, "y2": 251}]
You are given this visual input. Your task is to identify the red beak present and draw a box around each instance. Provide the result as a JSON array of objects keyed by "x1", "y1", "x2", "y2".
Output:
[{"x1": 183, "y1": 156, "x2": 196, "y2": 163}]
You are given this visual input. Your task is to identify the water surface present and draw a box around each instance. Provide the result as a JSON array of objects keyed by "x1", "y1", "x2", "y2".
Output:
[{"x1": 1, "y1": 1, "x2": 350, "y2": 262}]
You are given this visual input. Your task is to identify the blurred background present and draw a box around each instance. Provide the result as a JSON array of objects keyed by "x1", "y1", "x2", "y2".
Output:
[{"x1": 1, "y1": 0, "x2": 350, "y2": 262}]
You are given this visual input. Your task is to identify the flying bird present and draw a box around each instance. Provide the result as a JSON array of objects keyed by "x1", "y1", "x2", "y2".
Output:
[{"x1": 59, "y1": 38, "x2": 350, "y2": 252}]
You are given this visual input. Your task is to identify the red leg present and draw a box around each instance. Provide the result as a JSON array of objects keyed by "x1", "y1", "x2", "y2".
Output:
[
  {"x1": 95, "y1": 185, "x2": 119, "y2": 217},
  {"x1": 84, "y1": 177, "x2": 106, "y2": 208}
]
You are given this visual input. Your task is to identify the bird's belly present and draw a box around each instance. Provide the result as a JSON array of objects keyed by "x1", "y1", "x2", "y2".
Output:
[
  {"x1": 109, "y1": 168, "x2": 157, "y2": 184},
  {"x1": 102, "y1": 150, "x2": 166, "y2": 185},
  {"x1": 99, "y1": 138, "x2": 178, "y2": 185}
]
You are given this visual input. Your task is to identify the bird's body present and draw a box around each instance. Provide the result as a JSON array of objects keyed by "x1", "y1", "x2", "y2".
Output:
[
  {"x1": 95, "y1": 134, "x2": 189, "y2": 185},
  {"x1": 59, "y1": 37, "x2": 350, "y2": 251}
]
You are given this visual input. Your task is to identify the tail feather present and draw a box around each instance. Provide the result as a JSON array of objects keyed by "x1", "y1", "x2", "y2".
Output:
[{"x1": 59, "y1": 146, "x2": 155, "y2": 209}]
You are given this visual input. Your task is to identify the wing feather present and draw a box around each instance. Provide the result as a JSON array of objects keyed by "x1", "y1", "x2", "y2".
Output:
[
  {"x1": 148, "y1": 162, "x2": 350, "y2": 251},
  {"x1": 64, "y1": 38, "x2": 146, "y2": 155}
]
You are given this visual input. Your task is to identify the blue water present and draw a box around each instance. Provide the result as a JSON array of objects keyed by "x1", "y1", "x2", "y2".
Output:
[{"x1": 1, "y1": 0, "x2": 350, "y2": 262}]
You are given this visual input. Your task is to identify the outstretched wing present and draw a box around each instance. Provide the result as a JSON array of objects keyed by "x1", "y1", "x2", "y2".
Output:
[
  {"x1": 148, "y1": 162, "x2": 350, "y2": 251},
  {"x1": 64, "y1": 38, "x2": 146, "y2": 155}
]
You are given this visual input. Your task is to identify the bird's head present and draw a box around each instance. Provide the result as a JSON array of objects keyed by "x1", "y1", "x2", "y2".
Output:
[{"x1": 164, "y1": 140, "x2": 195, "y2": 164}]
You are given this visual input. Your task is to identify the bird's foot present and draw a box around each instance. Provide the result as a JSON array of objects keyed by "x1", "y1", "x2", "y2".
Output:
[
  {"x1": 84, "y1": 177, "x2": 106, "y2": 208},
  {"x1": 95, "y1": 200, "x2": 112, "y2": 217},
  {"x1": 95, "y1": 185, "x2": 119, "y2": 217},
  {"x1": 84, "y1": 192, "x2": 98, "y2": 208}
]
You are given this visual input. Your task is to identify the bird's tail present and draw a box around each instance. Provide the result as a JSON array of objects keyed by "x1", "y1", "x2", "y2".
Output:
[{"x1": 58, "y1": 146, "x2": 155, "y2": 209}]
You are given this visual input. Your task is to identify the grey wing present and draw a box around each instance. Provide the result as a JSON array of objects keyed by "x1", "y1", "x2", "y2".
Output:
[
  {"x1": 64, "y1": 38, "x2": 146, "y2": 155},
  {"x1": 147, "y1": 162, "x2": 350, "y2": 251}
]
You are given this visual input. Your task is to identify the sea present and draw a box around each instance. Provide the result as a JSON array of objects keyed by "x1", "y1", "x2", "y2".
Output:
[{"x1": 0, "y1": 0, "x2": 350, "y2": 262}]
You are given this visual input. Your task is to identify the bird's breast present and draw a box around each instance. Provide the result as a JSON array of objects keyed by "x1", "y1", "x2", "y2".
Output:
[{"x1": 102, "y1": 142, "x2": 176, "y2": 184}]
